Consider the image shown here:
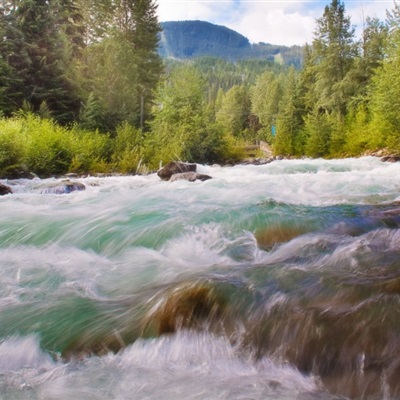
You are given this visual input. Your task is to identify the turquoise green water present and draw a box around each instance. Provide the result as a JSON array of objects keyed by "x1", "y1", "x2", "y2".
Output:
[{"x1": 1, "y1": 157, "x2": 400, "y2": 399}]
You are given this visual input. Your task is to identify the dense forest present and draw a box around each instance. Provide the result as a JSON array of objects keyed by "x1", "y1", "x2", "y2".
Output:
[
  {"x1": 0, "y1": 0, "x2": 399, "y2": 178},
  {"x1": 159, "y1": 20, "x2": 303, "y2": 67}
]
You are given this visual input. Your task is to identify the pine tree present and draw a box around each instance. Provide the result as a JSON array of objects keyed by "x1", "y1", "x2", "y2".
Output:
[
  {"x1": 150, "y1": 65, "x2": 227, "y2": 164},
  {"x1": 250, "y1": 71, "x2": 282, "y2": 140},
  {"x1": 311, "y1": 0, "x2": 357, "y2": 116},
  {"x1": 0, "y1": 0, "x2": 83, "y2": 123},
  {"x1": 0, "y1": 2, "x2": 30, "y2": 115},
  {"x1": 368, "y1": 3, "x2": 400, "y2": 152},
  {"x1": 83, "y1": 0, "x2": 162, "y2": 130},
  {"x1": 274, "y1": 68, "x2": 304, "y2": 156},
  {"x1": 216, "y1": 85, "x2": 251, "y2": 138}
]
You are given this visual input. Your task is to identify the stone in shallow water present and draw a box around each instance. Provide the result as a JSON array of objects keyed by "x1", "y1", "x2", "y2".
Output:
[
  {"x1": 254, "y1": 224, "x2": 306, "y2": 249},
  {"x1": 157, "y1": 161, "x2": 197, "y2": 181},
  {"x1": 0, "y1": 183, "x2": 13, "y2": 196},
  {"x1": 40, "y1": 180, "x2": 86, "y2": 194}
]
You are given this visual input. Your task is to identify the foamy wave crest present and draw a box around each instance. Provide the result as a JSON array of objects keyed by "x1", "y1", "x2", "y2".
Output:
[
  {"x1": 0, "y1": 335, "x2": 54, "y2": 373},
  {"x1": 42, "y1": 332, "x2": 320, "y2": 400},
  {"x1": 161, "y1": 224, "x2": 264, "y2": 269}
]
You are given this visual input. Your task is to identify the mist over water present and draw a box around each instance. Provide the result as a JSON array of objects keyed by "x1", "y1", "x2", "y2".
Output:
[{"x1": 1, "y1": 157, "x2": 400, "y2": 399}]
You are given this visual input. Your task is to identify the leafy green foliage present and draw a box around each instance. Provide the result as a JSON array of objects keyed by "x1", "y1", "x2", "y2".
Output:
[
  {"x1": 0, "y1": 114, "x2": 112, "y2": 177},
  {"x1": 274, "y1": 68, "x2": 304, "y2": 156},
  {"x1": 216, "y1": 85, "x2": 251, "y2": 138},
  {"x1": 149, "y1": 65, "x2": 237, "y2": 166}
]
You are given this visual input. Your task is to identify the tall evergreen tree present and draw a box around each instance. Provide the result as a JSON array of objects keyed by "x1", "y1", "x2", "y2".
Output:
[
  {"x1": 150, "y1": 65, "x2": 227, "y2": 164},
  {"x1": 0, "y1": 1, "x2": 30, "y2": 115},
  {"x1": 250, "y1": 71, "x2": 282, "y2": 140},
  {"x1": 216, "y1": 85, "x2": 251, "y2": 138},
  {"x1": 274, "y1": 68, "x2": 304, "y2": 156},
  {"x1": 310, "y1": 0, "x2": 357, "y2": 116},
  {"x1": 368, "y1": 2, "x2": 400, "y2": 152},
  {"x1": 83, "y1": 0, "x2": 162, "y2": 130},
  {"x1": 0, "y1": 0, "x2": 83, "y2": 123}
]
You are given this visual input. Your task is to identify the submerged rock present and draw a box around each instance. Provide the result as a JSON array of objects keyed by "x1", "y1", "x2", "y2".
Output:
[
  {"x1": 169, "y1": 171, "x2": 212, "y2": 182},
  {"x1": 157, "y1": 161, "x2": 197, "y2": 181},
  {"x1": 254, "y1": 224, "x2": 307, "y2": 249},
  {"x1": 40, "y1": 180, "x2": 86, "y2": 194},
  {"x1": 142, "y1": 280, "x2": 226, "y2": 335},
  {"x1": 0, "y1": 182, "x2": 13, "y2": 195}
]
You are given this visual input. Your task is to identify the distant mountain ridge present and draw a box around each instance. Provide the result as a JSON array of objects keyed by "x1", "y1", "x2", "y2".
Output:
[{"x1": 158, "y1": 20, "x2": 303, "y2": 67}]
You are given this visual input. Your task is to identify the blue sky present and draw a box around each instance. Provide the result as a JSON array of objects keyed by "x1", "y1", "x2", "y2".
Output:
[{"x1": 156, "y1": 0, "x2": 392, "y2": 46}]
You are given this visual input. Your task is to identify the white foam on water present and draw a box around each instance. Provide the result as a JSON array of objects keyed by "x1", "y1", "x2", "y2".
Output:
[
  {"x1": 161, "y1": 224, "x2": 261, "y2": 268},
  {"x1": 0, "y1": 335, "x2": 55, "y2": 373},
  {"x1": 2, "y1": 157, "x2": 399, "y2": 210},
  {"x1": 39, "y1": 332, "x2": 321, "y2": 400},
  {"x1": 0, "y1": 157, "x2": 399, "y2": 399}
]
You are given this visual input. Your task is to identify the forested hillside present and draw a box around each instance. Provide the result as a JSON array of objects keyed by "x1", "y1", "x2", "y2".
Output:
[
  {"x1": 0, "y1": 0, "x2": 399, "y2": 179},
  {"x1": 159, "y1": 20, "x2": 303, "y2": 67}
]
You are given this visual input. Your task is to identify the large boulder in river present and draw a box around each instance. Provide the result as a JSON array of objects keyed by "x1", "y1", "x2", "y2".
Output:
[
  {"x1": 157, "y1": 161, "x2": 197, "y2": 181},
  {"x1": 0, "y1": 183, "x2": 12, "y2": 195},
  {"x1": 40, "y1": 180, "x2": 86, "y2": 194},
  {"x1": 169, "y1": 172, "x2": 212, "y2": 182}
]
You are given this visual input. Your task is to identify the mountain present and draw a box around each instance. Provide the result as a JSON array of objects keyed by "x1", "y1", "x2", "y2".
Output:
[{"x1": 158, "y1": 20, "x2": 303, "y2": 67}]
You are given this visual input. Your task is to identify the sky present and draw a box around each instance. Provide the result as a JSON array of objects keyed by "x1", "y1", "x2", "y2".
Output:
[{"x1": 156, "y1": 0, "x2": 393, "y2": 46}]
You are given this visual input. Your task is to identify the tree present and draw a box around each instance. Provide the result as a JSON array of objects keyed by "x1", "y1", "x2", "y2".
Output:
[
  {"x1": 250, "y1": 71, "x2": 282, "y2": 140},
  {"x1": 0, "y1": 1, "x2": 31, "y2": 115},
  {"x1": 216, "y1": 85, "x2": 251, "y2": 138},
  {"x1": 81, "y1": 0, "x2": 162, "y2": 131},
  {"x1": 0, "y1": 0, "x2": 83, "y2": 123},
  {"x1": 149, "y1": 65, "x2": 228, "y2": 164},
  {"x1": 310, "y1": 0, "x2": 357, "y2": 116},
  {"x1": 274, "y1": 68, "x2": 304, "y2": 156},
  {"x1": 304, "y1": 107, "x2": 332, "y2": 157},
  {"x1": 346, "y1": 16, "x2": 387, "y2": 110},
  {"x1": 368, "y1": 5, "x2": 400, "y2": 152}
]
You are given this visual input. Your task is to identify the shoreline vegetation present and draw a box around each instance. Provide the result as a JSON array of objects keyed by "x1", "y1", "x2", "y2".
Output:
[
  {"x1": 0, "y1": 113, "x2": 398, "y2": 182},
  {"x1": 1, "y1": 0, "x2": 400, "y2": 179}
]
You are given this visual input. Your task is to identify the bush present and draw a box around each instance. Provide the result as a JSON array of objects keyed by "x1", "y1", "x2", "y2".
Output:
[
  {"x1": 69, "y1": 126, "x2": 112, "y2": 174},
  {"x1": 0, "y1": 117, "x2": 25, "y2": 174}
]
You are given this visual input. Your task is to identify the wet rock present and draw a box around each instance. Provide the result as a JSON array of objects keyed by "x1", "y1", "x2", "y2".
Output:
[
  {"x1": 0, "y1": 182, "x2": 13, "y2": 195},
  {"x1": 382, "y1": 155, "x2": 400, "y2": 163},
  {"x1": 142, "y1": 281, "x2": 227, "y2": 335},
  {"x1": 0, "y1": 164, "x2": 37, "y2": 179},
  {"x1": 255, "y1": 224, "x2": 307, "y2": 249},
  {"x1": 236, "y1": 157, "x2": 274, "y2": 166},
  {"x1": 157, "y1": 161, "x2": 197, "y2": 181},
  {"x1": 40, "y1": 180, "x2": 86, "y2": 194},
  {"x1": 169, "y1": 171, "x2": 212, "y2": 182}
]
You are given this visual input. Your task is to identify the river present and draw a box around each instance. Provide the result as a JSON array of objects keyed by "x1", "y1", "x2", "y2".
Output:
[{"x1": 1, "y1": 157, "x2": 400, "y2": 399}]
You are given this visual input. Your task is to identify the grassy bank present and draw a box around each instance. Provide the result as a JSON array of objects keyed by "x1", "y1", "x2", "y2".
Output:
[{"x1": 0, "y1": 114, "x2": 246, "y2": 178}]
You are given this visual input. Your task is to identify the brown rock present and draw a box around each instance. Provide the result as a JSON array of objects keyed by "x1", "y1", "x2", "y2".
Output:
[
  {"x1": 40, "y1": 180, "x2": 86, "y2": 194},
  {"x1": 382, "y1": 155, "x2": 400, "y2": 163},
  {"x1": 0, "y1": 182, "x2": 13, "y2": 195},
  {"x1": 255, "y1": 224, "x2": 306, "y2": 249},
  {"x1": 157, "y1": 161, "x2": 197, "y2": 181}
]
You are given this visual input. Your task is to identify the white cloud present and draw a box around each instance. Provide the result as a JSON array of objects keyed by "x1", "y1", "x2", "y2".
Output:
[
  {"x1": 156, "y1": 0, "x2": 396, "y2": 46},
  {"x1": 157, "y1": 0, "x2": 235, "y2": 24},
  {"x1": 227, "y1": 7, "x2": 317, "y2": 45}
]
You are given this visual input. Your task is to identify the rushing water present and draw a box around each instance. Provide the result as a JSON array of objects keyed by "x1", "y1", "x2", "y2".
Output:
[{"x1": 1, "y1": 157, "x2": 400, "y2": 400}]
